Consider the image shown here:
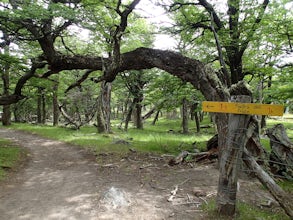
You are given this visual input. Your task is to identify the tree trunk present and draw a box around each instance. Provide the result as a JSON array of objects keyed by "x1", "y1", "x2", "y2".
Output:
[
  {"x1": 216, "y1": 95, "x2": 251, "y2": 216},
  {"x1": 142, "y1": 99, "x2": 166, "y2": 121},
  {"x1": 102, "y1": 82, "x2": 112, "y2": 132},
  {"x1": 142, "y1": 107, "x2": 156, "y2": 121},
  {"x1": 191, "y1": 103, "x2": 200, "y2": 133},
  {"x1": 194, "y1": 112, "x2": 200, "y2": 133},
  {"x1": 41, "y1": 91, "x2": 46, "y2": 124},
  {"x1": 96, "y1": 82, "x2": 112, "y2": 133},
  {"x1": 2, "y1": 105, "x2": 11, "y2": 126},
  {"x1": 96, "y1": 104, "x2": 106, "y2": 133},
  {"x1": 13, "y1": 105, "x2": 21, "y2": 123},
  {"x1": 53, "y1": 82, "x2": 59, "y2": 126},
  {"x1": 52, "y1": 82, "x2": 59, "y2": 126},
  {"x1": 37, "y1": 87, "x2": 43, "y2": 124},
  {"x1": 182, "y1": 97, "x2": 189, "y2": 134},
  {"x1": 134, "y1": 95, "x2": 143, "y2": 129},
  {"x1": 1, "y1": 41, "x2": 11, "y2": 126},
  {"x1": 124, "y1": 99, "x2": 135, "y2": 131},
  {"x1": 152, "y1": 110, "x2": 160, "y2": 125}
]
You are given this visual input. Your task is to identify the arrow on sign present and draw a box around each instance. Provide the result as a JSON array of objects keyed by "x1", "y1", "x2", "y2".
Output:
[{"x1": 205, "y1": 104, "x2": 215, "y2": 109}]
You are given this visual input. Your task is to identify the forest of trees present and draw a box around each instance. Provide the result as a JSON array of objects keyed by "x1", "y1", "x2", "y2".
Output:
[{"x1": 0, "y1": 0, "x2": 292, "y2": 217}]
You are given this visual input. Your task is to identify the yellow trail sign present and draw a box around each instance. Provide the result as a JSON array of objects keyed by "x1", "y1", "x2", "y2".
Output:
[{"x1": 202, "y1": 101, "x2": 284, "y2": 116}]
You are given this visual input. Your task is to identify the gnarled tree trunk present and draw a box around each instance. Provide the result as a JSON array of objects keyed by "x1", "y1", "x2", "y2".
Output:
[
  {"x1": 96, "y1": 81, "x2": 112, "y2": 133},
  {"x1": 52, "y1": 82, "x2": 59, "y2": 126},
  {"x1": 182, "y1": 97, "x2": 189, "y2": 134},
  {"x1": 216, "y1": 95, "x2": 251, "y2": 215},
  {"x1": 1, "y1": 37, "x2": 11, "y2": 126}
]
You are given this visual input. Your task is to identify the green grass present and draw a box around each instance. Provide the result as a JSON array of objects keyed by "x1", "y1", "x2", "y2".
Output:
[
  {"x1": 277, "y1": 180, "x2": 293, "y2": 193},
  {"x1": 6, "y1": 115, "x2": 292, "y2": 156},
  {"x1": 0, "y1": 139, "x2": 22, "y2": 180},
  {"x1": 9, "y1": 118, "x2": 215, "y2": 155},
  {"x1": 202, "y1": 199, "x2": 290, "y2": 220}
]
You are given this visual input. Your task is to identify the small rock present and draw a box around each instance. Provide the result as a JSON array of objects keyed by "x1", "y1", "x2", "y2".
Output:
[
  {"x1": 192, "y1": 188, "x2": 207, "y2": 197},
  {"x1": 101, "y1": 187, "x2": 130, "y2": 209}
]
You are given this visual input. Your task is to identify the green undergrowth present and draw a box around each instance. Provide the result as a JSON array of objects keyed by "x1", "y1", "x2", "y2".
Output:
[
  {"x1": 8, "y1": 118, "x2": 215, "y2": 155},
  {"x1": 6, "y1": 116, "x2": 292, "y2": 156},
  {"x1": 202, "y1": 199, "x2": 290, "y2": 220},
  {"x1": 277, "y1": 180, "x2": 293, "y2": 193},
  {"x1": 0, "y1": 139, "x2": 22, "y2": 180}
]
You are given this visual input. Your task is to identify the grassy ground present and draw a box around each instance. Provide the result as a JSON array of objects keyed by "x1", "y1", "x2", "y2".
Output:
[
  {"x1": 7, "y1": 115, "x2": 292, "y2": 155},
  {"x1": 9, "y1": 117, "x2": 215, "y2": 155},
  {"x1": 0, "y1": 139, "x2": 22, "y2": 180},
  {"x1": 202, "y1": 199, "x2": 291, "y2": 220}
]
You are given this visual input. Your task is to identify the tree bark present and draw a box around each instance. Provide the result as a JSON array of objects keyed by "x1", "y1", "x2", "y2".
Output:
[
  {"x1": 134, "y1": 96, "x2": 143, "y2": 129},
  {"x1": 41, "y1": 91, "x2": 46, "y2": 124},
  {"x1": 152, "y1": 110, "x2": 160, "y2": 125},
  {"x1": 0, "y1": 48, "x2": 229, "y2": 106},
  {"x1": 142, "y1": 99, "x2": 166, "y2": 121},
  {"x1": 96, "y1": 104, "x2": 106, "y2": 133},
  {"x1": 37, "y1": 87, "x2": 43, "y2": 124},
  {"x1": 59, "y1": 104, "x2": 81, "y2": 130},
  {"x1": 182, "y1": 97, "x2": 189, "y2": 134},
  {"x1": 96, "y1": 82, "x2": 112, "y2": 133},
  {"x1": 194, "y1": 111, "x2": 200, "y2": 133},
  {"x1": 1, "y1": 38, "x2": 11, "y2": 126},
  {"x1": 191, "y1": 103, "x2": 200, "y2": 133},
  {"x1": 2, "y1": 105, "x2": 11, "y2": 126},
  {"x1": 52, "y1": 82, "x2": 59, "y2": 126},
  {"x1": 124, "y1": 99, "x2": 135, "y2": 131},
  {"x1": 142, "y1": 107, "x2": 156, "y2": 121},
  {"x1": 216, "y1": 95, "x2": 251, "y2": 216}
]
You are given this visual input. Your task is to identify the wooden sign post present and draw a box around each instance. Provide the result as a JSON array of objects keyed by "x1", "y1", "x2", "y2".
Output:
[
  {"x1": 203, "y1": 98, "x2": 284, "y2": 216},
  {"x1": 202, "y1": 101, "x2": 284, "y2": 116}
]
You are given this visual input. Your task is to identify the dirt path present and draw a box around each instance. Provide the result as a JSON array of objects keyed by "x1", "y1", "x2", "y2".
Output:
[{"x1": 0, "y1": 128, "x2": 278, "y2": 220}]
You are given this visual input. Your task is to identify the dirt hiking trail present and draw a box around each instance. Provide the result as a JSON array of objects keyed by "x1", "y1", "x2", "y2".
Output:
[{"x1": 0, "y1": 128, "x2": 277, "y2": 220}]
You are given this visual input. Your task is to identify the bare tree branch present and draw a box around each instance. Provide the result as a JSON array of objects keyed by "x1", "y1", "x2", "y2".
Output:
[
  {"x1": 169, "y1": 2, "x2": 200, "y2": 11},
  {"x1": 198, "y1": 0, "x2": 223, "y2": 29},
  {"x1": 65, "y1": 70, "x2": 95, "y2": 93},
  {"x1": 210, "y1": 12, "x2": 230, "y2": 86}
]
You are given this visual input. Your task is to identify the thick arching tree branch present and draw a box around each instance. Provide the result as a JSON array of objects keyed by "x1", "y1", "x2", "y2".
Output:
[
  {"x1": 0, "y1": 47, "x2": 228, "y2": 105},
  {"x1": 49, "y1": 47, "x2": 229, "y2": 102}
]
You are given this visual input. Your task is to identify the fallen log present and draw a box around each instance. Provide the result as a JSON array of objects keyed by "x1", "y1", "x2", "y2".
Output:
[
  {"x1": 168, "y1": 151, "x2": 189, "y2": 166},
  {"x1": 195, "y1": 148, "x2": 218, "y2": 162},
  {"x1": 168, "y1": 149, "x2": 218, "y2": 165},
  {"x1": 242, "y1": 121, "x2": 293, "y2": 219},
  {"x1": 242, "y1": 147, "x2": 293, "y2": 219}
]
